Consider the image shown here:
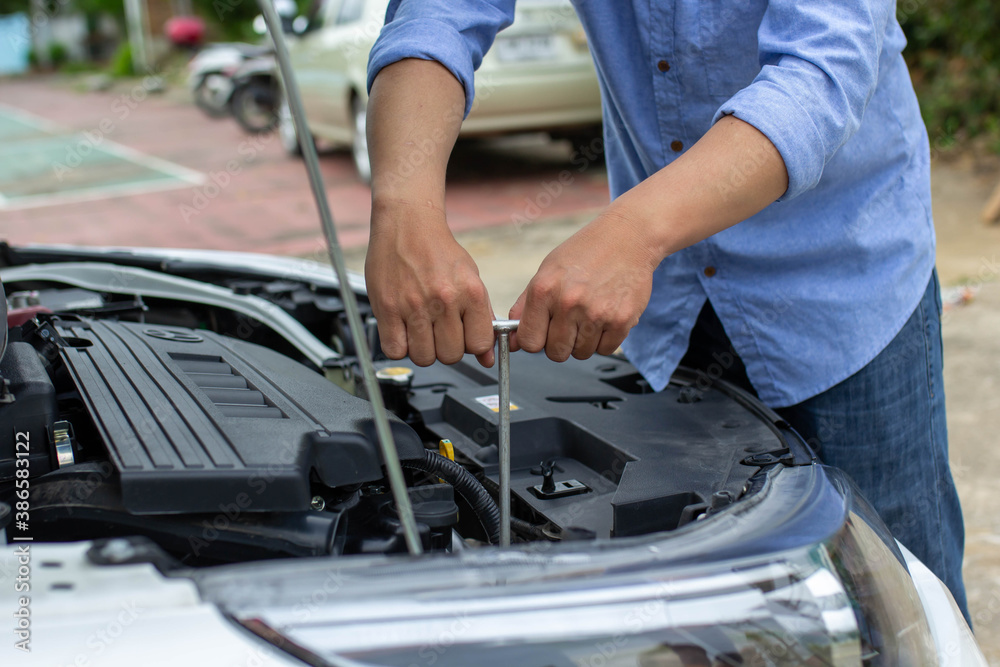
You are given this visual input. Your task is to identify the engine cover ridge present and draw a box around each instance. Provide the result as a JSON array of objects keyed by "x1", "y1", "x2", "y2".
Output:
[{"x1": 54, "y1": 318, "x2": 422, "y2": 514}]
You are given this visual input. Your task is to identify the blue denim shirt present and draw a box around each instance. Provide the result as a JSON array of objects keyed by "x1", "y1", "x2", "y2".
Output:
[{"x1": 368, "y1": 0, "x2": 935, "y2": 408}]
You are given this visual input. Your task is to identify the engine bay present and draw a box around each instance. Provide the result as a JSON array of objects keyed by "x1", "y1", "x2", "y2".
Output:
[{"x1": 0, "y1": 246, "x2": 810, "y2": 566}]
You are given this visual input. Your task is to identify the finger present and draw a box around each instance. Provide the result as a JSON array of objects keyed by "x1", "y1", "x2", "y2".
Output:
[
  {"x1": 544, "y1": 313, "x2": 577, "y2": 362},
  {"x1": 465, "y1": 292, "x2": 496, "y2": 368},
  {"x1": 377, "y1": 315, "x2": 408, "y2": 360},
  {"x1": 596, "y1": 329, "x2": 627, "y2": 356},
  {"x1": 475, "y1": 348, "x2": 495, "y2": 368},
  {"x1": 433, "y1": 308, "x2": 466, "y2": 365},
  {"x1": 507, "y1": 291, "x2": 526, "y2": 352},
  {"x1": 516, "y1": 283, "x2": 552, "y2": 354},
  {"x1": 571, "y1": 318, "x2": 602, "y2": 360},
  {"x1": 405, "y1": 315, "x2": 436, "y2": 366}
]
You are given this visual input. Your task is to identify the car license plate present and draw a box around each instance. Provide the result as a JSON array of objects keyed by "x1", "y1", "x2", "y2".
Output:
[{"x1": 495, "y1": 35, "x2": 556, "y2": 62}]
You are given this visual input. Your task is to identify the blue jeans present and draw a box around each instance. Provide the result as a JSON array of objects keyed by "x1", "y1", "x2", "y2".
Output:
[{"x1": 681, "y1": 269, "x2": 970, "y2": 623}]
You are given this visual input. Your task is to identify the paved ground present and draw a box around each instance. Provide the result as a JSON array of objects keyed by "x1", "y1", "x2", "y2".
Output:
[
  {"x1": 946, "y1": 281, "x2": 1000, "y2": 662},
  {"x1": 0, "y1": 76, "x2": 609, "y2": 257},
  {"x1": 2, "y1": 76, "x2": 1000, "y2": 660}
]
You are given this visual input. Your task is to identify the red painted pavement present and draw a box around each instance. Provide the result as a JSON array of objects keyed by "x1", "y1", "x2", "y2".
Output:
[{"x1": 0, "y1": 77, "x2": 610, "y2": 257}]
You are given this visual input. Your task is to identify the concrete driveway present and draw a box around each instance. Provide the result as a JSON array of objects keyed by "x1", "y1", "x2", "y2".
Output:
[{"x1": 0, "y1": 76, "x2": 609, "y2": 259}]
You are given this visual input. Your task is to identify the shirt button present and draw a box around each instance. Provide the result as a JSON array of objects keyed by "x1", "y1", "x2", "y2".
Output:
[
  {"x1": 657, "y1": 60, "x2": 670, "y2": 72},
  {"x1": 703, "y1": 266, "x2": 717, "y2": 277},
  {"x1": 671, "y1": 140, "x2": 684, "y2": 152}
]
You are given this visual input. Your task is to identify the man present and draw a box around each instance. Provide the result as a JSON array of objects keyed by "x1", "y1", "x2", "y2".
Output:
[{"x1": 363, "y1": 0, "x2": 969, "y2": 619}]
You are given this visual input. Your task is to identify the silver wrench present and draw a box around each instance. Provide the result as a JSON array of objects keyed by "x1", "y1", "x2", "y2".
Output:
[{"x1": 493, "y1": 319, "x2": 518, "y2": 547}]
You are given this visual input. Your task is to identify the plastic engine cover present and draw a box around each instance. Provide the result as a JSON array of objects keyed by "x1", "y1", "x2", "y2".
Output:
[
  {"x1": 405, "y1": 353, "x2": 790, "y2": 538},
  {"x1": 53, "y1": 317, "x2": 422, "y2": 514}
]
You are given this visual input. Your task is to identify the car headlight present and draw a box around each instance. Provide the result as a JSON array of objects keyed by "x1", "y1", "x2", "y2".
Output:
[{"x1": 204, "y1": 466, "x2": 940, "y2": 666}]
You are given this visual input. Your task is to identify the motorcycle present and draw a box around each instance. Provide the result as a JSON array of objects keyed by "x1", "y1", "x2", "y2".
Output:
[
  {"x1": 228, "y1": 51, "x2": 279, "y2": 134},
  {"x1": 187, "y1": 42, "x2": 271, "y2": 119},
  {"x1": 187, "y1": 0, "x2": 298, "y2": 120}
]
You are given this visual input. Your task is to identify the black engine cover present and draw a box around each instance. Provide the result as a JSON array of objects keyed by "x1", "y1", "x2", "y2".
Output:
[
  {"x1": 405, "y1": 354, "x2": 791, "y2": 538},
  {"x1": 53, "y1": 318, "x2": 422, "y2": 514}
]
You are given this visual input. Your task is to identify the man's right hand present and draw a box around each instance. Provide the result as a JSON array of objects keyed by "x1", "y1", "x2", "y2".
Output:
[
  {"x1": 367, "y1": 59, "x2": 495, "y2": 367},
  {"x1": 365, "y1": 201, "x2": 496, "y2": 368}
]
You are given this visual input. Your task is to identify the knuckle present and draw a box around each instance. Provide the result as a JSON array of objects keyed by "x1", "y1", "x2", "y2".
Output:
[
  {"x1": 434, "y1": 285, "x2": 459, "y2": 311},
  {"x1": 407, "y1": 317, "x2": 432, "y2": 336},
  {"x1": 577, "y1": 319, "x2": 601, "y2": 339},
  {"x1": 465, "y1": 281, "x2": 487, "y2": 303},
  {"x1": 426, "y1": 298, "x2": 447, "y2": 318},
  {"x1": 402, "y1": 292, "x2": 424, "y2": 314},
  {"x1": 609, "y1": 309, "x2": 631, "y2": 330},
  {"x1": 371, "y1": 294, "x2": 398, "y2": 318},
  {"x1": 528, "y1": 279, "x2": 554, "y2": 303},
  {"x1": 560, "y1": 286, "x2": 587, "y2": 312},
  {"x1": 557, "y1": 296, "x2": 579, "y2": 314}
]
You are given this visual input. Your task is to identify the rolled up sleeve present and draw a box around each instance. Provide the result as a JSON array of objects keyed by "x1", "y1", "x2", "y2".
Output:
[
  {"x1": 712, "y1": 0, "x2": 895, "y2": 200},
  {"x1": 367, "y1": 0, "x2": 515, "y2": 118}
]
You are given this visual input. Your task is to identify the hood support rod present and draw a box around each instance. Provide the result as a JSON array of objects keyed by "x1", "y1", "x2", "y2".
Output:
[{"x1": 257, "y1": 0, "x2": 423, "y2": 555}]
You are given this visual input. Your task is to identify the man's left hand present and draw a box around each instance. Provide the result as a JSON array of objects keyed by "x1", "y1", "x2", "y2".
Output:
[{"x1": 508, "y1": 211, "x2": 659, "y2": 361}]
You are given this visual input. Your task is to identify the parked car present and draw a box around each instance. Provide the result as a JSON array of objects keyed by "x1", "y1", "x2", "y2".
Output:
[
  {"x1": 0, "y1": 242, "x2": 985, "y2": 665},
  {"x1": 280, "y1": 0, "x2": 603, "y2": 182}
]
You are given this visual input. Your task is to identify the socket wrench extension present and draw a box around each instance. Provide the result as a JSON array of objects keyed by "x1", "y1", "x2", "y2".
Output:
[{"x1": 493, "y1": 319, "x2": 518, "y2": 547}]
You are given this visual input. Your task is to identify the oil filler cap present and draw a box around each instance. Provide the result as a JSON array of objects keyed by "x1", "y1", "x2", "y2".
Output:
[{"x1": 406, "y1": 484, "x2": 459, "y2": 528}]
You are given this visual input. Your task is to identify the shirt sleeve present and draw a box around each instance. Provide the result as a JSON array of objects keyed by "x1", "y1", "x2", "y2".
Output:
[
  {"x1": 712, "y1": 0, "x2": 896, "y2": 201},
  {"x1": 367, "y1": 0, "x2": 516, "y2": 118}
]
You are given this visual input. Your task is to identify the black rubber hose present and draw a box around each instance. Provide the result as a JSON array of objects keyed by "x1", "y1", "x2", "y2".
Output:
[{"x1": 403, "y1": 450, "x2": 502, "y2": 545}]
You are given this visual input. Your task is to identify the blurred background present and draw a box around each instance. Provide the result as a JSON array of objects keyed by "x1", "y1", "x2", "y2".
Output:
[{"x1": 1, "y1": 0, "x2": 1000, "y2": 661}]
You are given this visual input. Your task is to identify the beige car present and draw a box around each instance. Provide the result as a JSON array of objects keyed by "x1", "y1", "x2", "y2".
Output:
[{"x1": 280, "y1": 0, "x2": 603, "y2": 182}]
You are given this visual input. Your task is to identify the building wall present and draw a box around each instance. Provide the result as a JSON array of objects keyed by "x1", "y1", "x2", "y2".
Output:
[{"x1": 0, "y1": 13, "x2": 30, "y2": 74}]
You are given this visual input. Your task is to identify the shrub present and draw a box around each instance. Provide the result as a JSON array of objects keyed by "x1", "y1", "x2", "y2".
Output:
[
  {"x1": 107, "y1": 42, "x2": 134, "y2": 77},
  {"x1": 900, "y1": 1, "x2": 1000, "y2": 152},
  {"x1": 48, "y1": 42, "x2": 69, "y2": 66}
]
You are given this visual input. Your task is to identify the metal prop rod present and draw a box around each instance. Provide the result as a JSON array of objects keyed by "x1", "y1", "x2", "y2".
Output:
[
  {"x1": 257, "y1": 0, "x2": 422, "y2": 555},
  {"x1": 493, "y1": 319, "x2": 518, "y2": 547}
]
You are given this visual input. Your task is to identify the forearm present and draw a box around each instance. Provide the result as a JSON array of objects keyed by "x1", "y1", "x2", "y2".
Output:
[
  {"x1": 608, "y1": 115, "x2": 789, "y2": 262},
  {"x1": 364, "y1": 58, "x2": 496, "y2": 367},
  {"x1": 367, "y1": 58, "x2": 466, "y2": 223}
]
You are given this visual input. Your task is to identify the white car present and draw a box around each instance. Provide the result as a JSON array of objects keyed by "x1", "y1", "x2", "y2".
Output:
[
  {"x1": 280, "y1": 0, "x2": 603, "y2": 181},
  {"x1": 0, "y1": 243, "x2": 986, "y2": 666}
]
